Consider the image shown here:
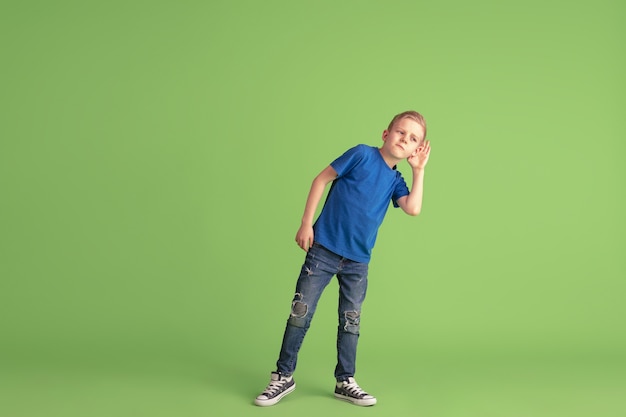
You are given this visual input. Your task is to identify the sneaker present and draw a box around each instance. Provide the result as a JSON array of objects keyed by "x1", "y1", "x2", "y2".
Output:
[
  {"x1": 254, "y1": 372, "x2": 296, "y2": 406},
  {"x1": 334, "y1": 377, "x2": 377, "y2": 406}
]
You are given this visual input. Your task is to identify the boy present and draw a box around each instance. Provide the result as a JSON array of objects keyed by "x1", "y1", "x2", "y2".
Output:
[{"x1": 254, "y1": 111, "x2": 431, "y2": 407}]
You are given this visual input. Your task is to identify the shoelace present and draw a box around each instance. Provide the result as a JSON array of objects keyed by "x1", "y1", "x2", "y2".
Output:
[
  {"x1": 343, "y1": 381, "x2": 369, "y2": 398},
  {"x1": 263, "y1": 379, "x2": 288, "y2": 395}
]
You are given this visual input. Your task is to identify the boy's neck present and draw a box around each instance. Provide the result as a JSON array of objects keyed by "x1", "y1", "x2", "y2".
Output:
[{"x1": 378, "y1": 147, "x2": 401, "y2": 169}]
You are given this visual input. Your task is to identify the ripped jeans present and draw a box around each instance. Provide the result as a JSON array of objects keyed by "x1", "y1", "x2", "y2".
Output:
[{"x1": 276, "y1": 242, "x2": 369, "y2": 381}]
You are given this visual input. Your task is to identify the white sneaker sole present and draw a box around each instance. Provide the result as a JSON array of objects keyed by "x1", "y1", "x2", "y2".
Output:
[{"x1": 334, "y1": 392, "x2": 377, "y2": 406}]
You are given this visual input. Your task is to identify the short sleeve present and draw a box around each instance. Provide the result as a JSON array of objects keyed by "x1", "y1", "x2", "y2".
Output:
[
  {"x1": 391, "y1": 172, "x2": 410, "y2": 208},
  {"x1": 330, "y1": 145, "x2": 367, "y2": 177}
]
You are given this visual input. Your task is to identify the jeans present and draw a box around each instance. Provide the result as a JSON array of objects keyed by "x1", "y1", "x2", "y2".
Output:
[{"x1": 276, "y1": 242, "x2": 369, "y2": 381}]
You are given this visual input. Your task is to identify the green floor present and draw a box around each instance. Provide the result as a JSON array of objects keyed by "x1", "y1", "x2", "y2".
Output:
[{"x1": 2, "y1": 347, "x2": 624, "y2": 417}]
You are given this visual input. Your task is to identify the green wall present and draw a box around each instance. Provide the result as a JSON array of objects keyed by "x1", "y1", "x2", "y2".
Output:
[{"x1": 1, "y1": 1, "x2": 624, "y2": 416}]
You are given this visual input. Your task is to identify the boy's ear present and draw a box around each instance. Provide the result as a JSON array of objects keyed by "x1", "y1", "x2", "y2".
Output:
[{"x1": 382, "y1": 130, "x2": 389, "y2": 140}]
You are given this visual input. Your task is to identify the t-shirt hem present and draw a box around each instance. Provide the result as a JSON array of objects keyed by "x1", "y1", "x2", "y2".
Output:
[{"x1": 314, "y1": 239, "x2": 371, "y2": 264}]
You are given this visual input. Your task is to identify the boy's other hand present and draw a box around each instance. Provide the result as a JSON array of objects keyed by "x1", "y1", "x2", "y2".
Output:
[
  {"x1": 407, "y1": 139, "x2": 431, "y2": 169},
  {"x1": 295, "y1": 225, "x2": 314, "y2": 252}
]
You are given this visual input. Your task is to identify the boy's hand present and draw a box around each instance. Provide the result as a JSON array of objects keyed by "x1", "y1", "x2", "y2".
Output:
[
  {"x1": 407, "y1": 139, "x2": 431, "y2": 169},
  {"x1": 295, "y1": 224, "x2": 314, "y2": 252}
]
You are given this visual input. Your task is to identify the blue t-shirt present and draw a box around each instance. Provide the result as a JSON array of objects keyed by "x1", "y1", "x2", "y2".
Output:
[{"x1": 313, "y1": 144, "x2": 410, "y2": 263}]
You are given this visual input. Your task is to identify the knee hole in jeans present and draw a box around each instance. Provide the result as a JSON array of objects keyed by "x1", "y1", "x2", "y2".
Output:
[
  {"x1": 342, "y1": 310, "x2": 361, "y2": 334},
  {"x1": 292, "y1": 301, "x2": 307, "y2": 318}
]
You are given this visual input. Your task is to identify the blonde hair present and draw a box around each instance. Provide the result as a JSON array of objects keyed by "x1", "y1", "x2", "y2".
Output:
[{"x1": 387, "y1": 111, "x2": 427, "y2": 139}]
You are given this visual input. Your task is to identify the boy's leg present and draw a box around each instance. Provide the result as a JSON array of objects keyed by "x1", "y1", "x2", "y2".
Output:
[
  {"x1": 333, "y1": 260, "x2": 376, "y2": 406},
  {"x1": 275, "y1": 243, "x2": 339, "y2": 376},
  {"x1": 334, "y1": 260, "x2": 369, "y2": 381}
]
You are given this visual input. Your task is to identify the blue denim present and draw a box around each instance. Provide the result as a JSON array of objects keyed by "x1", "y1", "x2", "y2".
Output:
[{"x1": 276, "y1": 242, "x2": 369, "y2": 381}]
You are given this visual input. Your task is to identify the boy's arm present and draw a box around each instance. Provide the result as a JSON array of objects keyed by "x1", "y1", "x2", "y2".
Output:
[
  {"x1": 295, "y1": 165, "x2": 337, "y2": 251},
  {"x1": 397, "y1": 140, "x2": 431, "y2": 216}
]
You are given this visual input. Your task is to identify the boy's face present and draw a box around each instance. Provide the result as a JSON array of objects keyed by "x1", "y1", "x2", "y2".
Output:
[{"x1": 381, "y1": 117, "x2": 425, "y2": 160}]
